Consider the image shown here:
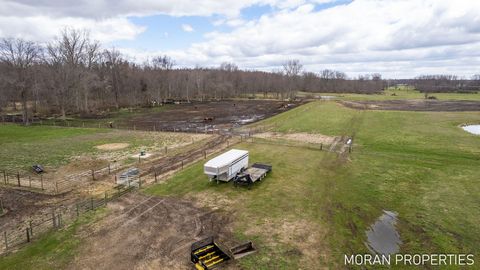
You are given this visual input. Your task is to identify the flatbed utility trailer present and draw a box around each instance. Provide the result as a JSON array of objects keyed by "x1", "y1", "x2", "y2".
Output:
[{"x1": 233, "y1": 163, "x2": 272, "y2": 187}]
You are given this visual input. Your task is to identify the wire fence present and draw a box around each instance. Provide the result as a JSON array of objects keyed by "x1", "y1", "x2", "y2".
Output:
[
  {"x1": 1, "y1": 163, "x2": 122, "y2": 194},
  {"x1": 1, "y1": 184, "x2": 135, "y2": 255}
]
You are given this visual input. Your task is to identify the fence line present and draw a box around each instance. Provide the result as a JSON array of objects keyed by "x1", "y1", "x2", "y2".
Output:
[
  {"x1": 1, "y1": 162, "x2": 121, "y2": 194},
  {"x1": 0, "y1": 132, "x2": 242, "y2": 255},
  {"x1": 1, "y1": 185, "x2": 135, "y2": 254}
]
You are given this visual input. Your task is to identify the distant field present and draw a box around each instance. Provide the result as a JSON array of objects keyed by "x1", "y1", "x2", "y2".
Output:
[{"x1": 297, "y1": 88, "x2": 480, "y2": 101}]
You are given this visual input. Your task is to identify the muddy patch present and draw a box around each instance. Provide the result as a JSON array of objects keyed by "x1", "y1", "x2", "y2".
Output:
[
  {"x1": 341, "y1": 100, "x2": 480, "y2": 111},
  {"x1": 71, "y1": 193, "x2": 236, "y2": 270},
  {"x1": 462, "y1": 124, "x2": 480, "y2": 135},
  {"x1": 254, "y1": 132, "x2": 337, "y2": 145},
  {"x1": 365, "y1": 210, "x2": 402, "y2": 255},
  {"x1": 96, "y1": 143, "x2": 130, "y2": 151},
  {"x1": 123, "y1": 100, "x2": 303, "y2": 133}
]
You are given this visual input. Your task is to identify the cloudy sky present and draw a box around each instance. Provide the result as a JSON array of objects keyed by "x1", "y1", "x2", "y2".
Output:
[{"x1": 1, "y1": 0, "x2": 479, "y2": 78}]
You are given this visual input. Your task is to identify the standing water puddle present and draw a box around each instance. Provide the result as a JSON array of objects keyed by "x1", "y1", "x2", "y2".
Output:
[
  {"x1": 365, "y1": 210, "x2": 402, "y2": 255},
  {"x1": 462, "y1": 125, "x2": 480, "y2": 135}
]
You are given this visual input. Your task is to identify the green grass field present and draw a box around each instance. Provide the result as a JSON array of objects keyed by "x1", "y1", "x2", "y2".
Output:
[
  {"x1": 146, "y1": 101, "x2": 480, "y2": 269},
  {"x1": 0, "y1": 124, "x2": 198, "y2": 172}
]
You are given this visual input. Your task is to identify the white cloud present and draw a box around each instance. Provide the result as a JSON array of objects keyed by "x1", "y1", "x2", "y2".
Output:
[
  {"x1": 1, "y1": 0, "x2": 479, "y2": 77},
  {"x1": 181, "y1": 24, "x2": 194, "y2": 32},
  {"x1": 0, "y1": 15, "x2": 145, "y2": 43},
  {"x1": 143, "y1": 0, "x2": 480, "y2": 77}
]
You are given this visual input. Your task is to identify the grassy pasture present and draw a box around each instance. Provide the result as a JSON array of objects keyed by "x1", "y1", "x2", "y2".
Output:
[{"x1": 0, "y1": 124, "x2": 200, "y2": 172}]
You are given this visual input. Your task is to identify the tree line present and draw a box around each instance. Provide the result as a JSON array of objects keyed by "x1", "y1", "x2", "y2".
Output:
[{"x1": 1, "y1": 29, "x2": 478, "y2": 125}]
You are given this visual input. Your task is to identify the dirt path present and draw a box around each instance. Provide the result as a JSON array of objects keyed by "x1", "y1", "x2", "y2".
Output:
[
  {"x1": 340, "y1": 99, "x2": 480, "y2": 111},
  {"x1": 71, "y1": 193, "x2": 237, "y2": 270}
]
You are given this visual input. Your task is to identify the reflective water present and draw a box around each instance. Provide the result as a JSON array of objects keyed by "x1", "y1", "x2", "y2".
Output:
[
  {"x1": 462, "y1": 125, "x2": 480, "y2": 135},
  {"x1": 365, "y1": 210, "x2": 402, "y2": 255}
]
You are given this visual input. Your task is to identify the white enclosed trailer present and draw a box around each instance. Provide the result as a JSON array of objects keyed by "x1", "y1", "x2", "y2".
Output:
[{"x1": 204, "y1": 149, "x2": 249, "y2": 182}]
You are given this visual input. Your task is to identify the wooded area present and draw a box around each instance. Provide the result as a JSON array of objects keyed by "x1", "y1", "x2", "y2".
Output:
[{"x1": 1, "y1": 29, "x2": 479, "y2": 125}]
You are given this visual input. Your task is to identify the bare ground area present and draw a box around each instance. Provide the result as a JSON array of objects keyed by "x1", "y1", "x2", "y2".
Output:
[
  {"x1": 123, "y1": 100, "x2": 301, "y2": 132},
  {"x1": 0, "y1": 187, "x2": 74, "y2": 233},
  {"x1": 340, "y1": 99, "x2": 480, "y2": 111},
  {"x1": 71, "y1": 193, "x2": 238, "y2": 270},
  {"x1": 95, "y1": 143, "x2": 130, "y2": 151},
  {"x1": 253, "y1": 132, "x2": 338, "y2": 145}
]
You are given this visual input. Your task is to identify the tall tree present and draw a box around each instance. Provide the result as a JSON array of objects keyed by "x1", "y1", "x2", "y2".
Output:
[{"x1": 0, "y1": 38, "x2": 41, "y2": 124}]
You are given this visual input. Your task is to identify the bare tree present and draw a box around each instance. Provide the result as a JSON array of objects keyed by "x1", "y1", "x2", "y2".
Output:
[
  {"x1": 45, "y1": 28, "x2": 95, "y2": 118},
  {"x1": 282, "y1": 59, "x2": 303, "y2": 99},
  {"x1": 0, "y1": 38, "x2": 41, "y2": 124}
]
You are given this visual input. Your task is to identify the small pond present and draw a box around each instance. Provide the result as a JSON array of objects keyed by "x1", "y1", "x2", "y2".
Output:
[
  {"x1": 462, "y1": 125, "x2": 480, "y2": 135},
  {"x1": 365, "y1": 210, "x2": 402, "y2": 255}
]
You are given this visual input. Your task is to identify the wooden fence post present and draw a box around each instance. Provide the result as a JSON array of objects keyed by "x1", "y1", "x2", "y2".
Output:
[
  {"x1": 154, "y1": 171, "x2": 157, "y2": 183},
  {"x1": 57, "y1": 213, "x2": 62, "y2": 227},
  {"x1": 90, "y1": 198, "x2": 94, "y2": 210},
  {"x1": 3, "y1": 170, "x2": 6, "y2": 184},
  {"x1": 91, "y1": 170, "x2": 95, "y2": 181},
  {"x1": 4, "y1": 231, "x2": 8, "y2": 249},
  {"x1": 26, "y1": 228, "x2": 30, "y2": 243},
  {"x1": 40, "y1": 175, "x2": 44, "y2": 190},
  {"x1": 108, "y1": 164, "x2": 111, "y2": 174},
  {"x1": 114, "y1": 175, "x2": 117, "y2": 184},
  {"x1": 29, "y1": 176, "x2": 31, "y2": 187},
  {"x1": 181, "y1": 160, "x2": 184, "y2": 169},
  {"x1": 52, "y1": 212, "x2": 56, "y2": 228},
  {"x1": 16, "y1": 172, "x2": 21, "y2": 187},
  {"x1": 55, "y1": 182, "x2": 59, "y2": 194},
  {"x1": 320, "y1": 143, "x2": 323, "y2": 151}
]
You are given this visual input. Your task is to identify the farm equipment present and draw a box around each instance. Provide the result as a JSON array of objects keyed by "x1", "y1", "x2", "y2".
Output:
[
  {"x1": 191, "y1": 237, "x2": 256, "y2": 270},
  {"x1": 32, "y1": 164, "x2": 44, "y2": 174},
  {"x1": 233, "y1": 163, "x2": 272, "y2": 187},
  {"x1": 191, "y1": 237, "x2": 231, "y2": 270}
]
